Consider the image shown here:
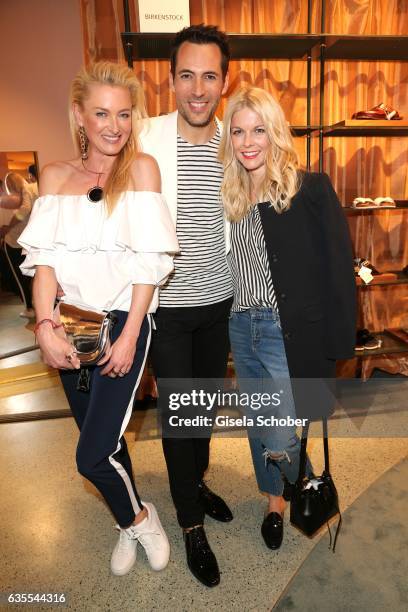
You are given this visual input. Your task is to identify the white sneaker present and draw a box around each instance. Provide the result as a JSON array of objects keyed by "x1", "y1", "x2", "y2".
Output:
[
  {"x1": 110, "y1": 502, "x2": 170, "y2": 576},
  {"x1": 135, "y1": 501, "x2": 170, "y2": 571},
  {"x1": 110, "y1": 525, "x2": 138, "y2": 576}
]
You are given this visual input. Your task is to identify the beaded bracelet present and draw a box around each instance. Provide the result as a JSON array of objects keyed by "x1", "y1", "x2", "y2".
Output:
[{"x1": 34, "y1": 318, "x2": 63, "y2": 335}]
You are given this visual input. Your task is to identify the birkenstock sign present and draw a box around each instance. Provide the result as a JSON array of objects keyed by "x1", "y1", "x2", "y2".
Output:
[{"x1": 138, "y1": 0, "x2": 190, "y2": 32}]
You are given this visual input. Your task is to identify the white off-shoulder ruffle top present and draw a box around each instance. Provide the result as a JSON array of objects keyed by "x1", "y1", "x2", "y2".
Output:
[{"x1": 18, "y1": 191, "x2": 179, "y2": 313}]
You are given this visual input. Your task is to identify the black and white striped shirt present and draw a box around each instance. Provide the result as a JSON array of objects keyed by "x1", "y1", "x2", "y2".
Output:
[
  {"x1": 228, "y1": 205, "x2": 278, "y2": 312},
  {"x1": 160, "y1": 129, "x2": 233, "y2": 307}
]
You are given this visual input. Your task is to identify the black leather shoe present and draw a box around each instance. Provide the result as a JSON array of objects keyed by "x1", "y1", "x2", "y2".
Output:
[
  {"x1": 261, "y1": 512, "x2": 284, "y2": 550},
  {"x1": 198, "y1": 481, "x2": 233, "y2": 522},
  {"x1": 184, "y1": 526, "x2": 220, "y2": 587}
]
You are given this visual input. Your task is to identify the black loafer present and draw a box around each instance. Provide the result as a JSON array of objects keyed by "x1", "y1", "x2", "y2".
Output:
[
  {"x1": 184, "y1": 526, "x2": 220, "y2": 587},
  {"x1": 261, "y1": 512, "x2": 284, "y2": 550},
  {"x1": 198, "y1": 481, "x2": 233, "y2": 522}
]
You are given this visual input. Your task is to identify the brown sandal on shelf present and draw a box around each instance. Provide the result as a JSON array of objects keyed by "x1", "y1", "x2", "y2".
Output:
[{"x1": 352, "y1": 103, "x2": 403, "y2": 121}]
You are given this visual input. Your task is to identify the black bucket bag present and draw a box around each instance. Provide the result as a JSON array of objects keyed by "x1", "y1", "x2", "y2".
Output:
[{"x1": 289, "y1": 418, "x2": 342, "y2": 551}]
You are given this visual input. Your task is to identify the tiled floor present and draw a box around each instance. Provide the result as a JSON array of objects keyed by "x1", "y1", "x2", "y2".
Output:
[
  {"x1": 1, "y1": 293, "x2": 407, "y2": 610},
  {"x1": 274, "y1": 457, "x2": 408, "y2": 611},
  {"x1": 1, "y1": 413, "x2": 407, "y2": 611}
]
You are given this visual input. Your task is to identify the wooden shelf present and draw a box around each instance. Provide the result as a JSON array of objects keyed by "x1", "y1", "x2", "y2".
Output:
[
  {"x1": 291, "y1": 125, "x2": 319, "y2": 136},
  {"x1": 121, "y1": 33, "x2": 321, "y2": 60},
  {"x1": 323, "y1": 35, "x2": 408, "y2": 61},
  {"x1": 344, "y1": 202, "x2": 408, "y2": 212},
  {"x1": 356, "y1": 272, "x2": 408, "y2": 287},
  {"x1": 227, "y1": 34, "x2": 321, "y2": 59},
  {"x1": 121, "y1": 33, "x2": 408, "y2": 62},
  {"x1": 355, "y1": 331, "x2": 408, "y2": 357},
  {"x1": 324, "y1": 120, "x2": 408, "y2": 136}
]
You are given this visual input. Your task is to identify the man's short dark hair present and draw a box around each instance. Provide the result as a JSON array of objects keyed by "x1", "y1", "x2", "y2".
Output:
[
  {"x1": 170, "y1": 24, "x2": 230, "y2": 79},
  {"x1": 28, "y1": 164, "x2": 37, "y2": 180}
]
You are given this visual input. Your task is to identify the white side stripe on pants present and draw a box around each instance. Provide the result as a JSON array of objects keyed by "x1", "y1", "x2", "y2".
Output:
[{"x1": 108, "y1": 315, "x2": 152, "y2": 516}]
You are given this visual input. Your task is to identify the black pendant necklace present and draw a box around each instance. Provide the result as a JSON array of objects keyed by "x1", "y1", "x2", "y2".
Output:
[
  {"x1": 81, "y1": 159, "x2": 104, "y2": 202},
  {"x1": 87, "y1": 184, "x2": 103, "y2": 203}
]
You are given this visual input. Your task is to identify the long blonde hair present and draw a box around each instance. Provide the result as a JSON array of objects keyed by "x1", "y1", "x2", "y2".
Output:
[
  {"x1": 219, "y1": 87, "x2": 300, "y2": 222},
  {"x1": 69, "y1": 61, "x2": 147, "y2": 214}
]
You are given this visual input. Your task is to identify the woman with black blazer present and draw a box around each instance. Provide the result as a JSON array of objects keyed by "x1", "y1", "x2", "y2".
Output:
[{"x1": 219, "y1": 86, "x2": 356, "y2": 550}]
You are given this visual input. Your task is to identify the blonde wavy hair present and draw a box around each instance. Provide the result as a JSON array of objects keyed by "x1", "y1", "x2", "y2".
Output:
[
  {"x1": 219, "y1": 87, "x2": 300, "y2": 222},
  {"x1": 69, "y1": 61, "x2": 147, "y2": 214}
]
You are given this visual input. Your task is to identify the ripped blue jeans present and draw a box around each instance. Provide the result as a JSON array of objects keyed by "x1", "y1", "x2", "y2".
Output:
[{"x1": 229, "y1": 308, "x2": 313, "y2": 496}]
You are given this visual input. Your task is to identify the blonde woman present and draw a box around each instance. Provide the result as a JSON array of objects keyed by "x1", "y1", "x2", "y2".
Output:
[
  {"x1": 18, "y1": 62, "x2": 179, "y2": 575},
  {"x1": 0, "y1": 172, "x2": 38, "y2": 317},
  {"x1": 219, "y1": 87, "x2": 355, "y2": 549}
]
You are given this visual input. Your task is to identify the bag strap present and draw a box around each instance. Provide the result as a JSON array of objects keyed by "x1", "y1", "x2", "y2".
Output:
[
  {"x1": 296, "y1": 417, "x2": 331, "y2": 484},
  {"x1": 296, "y1": 420, "x2": 310, "y2": 484},
  {"x1": 323, "y1": 416, "x2": 330, "y2": 473}
]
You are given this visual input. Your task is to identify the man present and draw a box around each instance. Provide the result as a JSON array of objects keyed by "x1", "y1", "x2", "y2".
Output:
[{"x1": 139, "y1": 25, "x2": 233, "y2": 587}]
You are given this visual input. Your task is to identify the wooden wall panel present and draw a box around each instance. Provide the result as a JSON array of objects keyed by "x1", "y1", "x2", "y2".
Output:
[{"x1": 79, "y1": 0, "x2": 408, "y2": 377}]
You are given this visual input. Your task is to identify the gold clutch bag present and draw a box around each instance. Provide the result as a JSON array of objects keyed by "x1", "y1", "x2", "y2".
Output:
[{"x1": 55, "y1": 302, "x2": 117, "y2": 366}]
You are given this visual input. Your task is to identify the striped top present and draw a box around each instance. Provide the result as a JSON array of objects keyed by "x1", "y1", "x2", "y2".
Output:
[
  {"x1": 228, "y1": 205, "x2": 278, "y2": 312},
  {"x1": 159, "y1": 128, "x2": 233, "y2": 307}
]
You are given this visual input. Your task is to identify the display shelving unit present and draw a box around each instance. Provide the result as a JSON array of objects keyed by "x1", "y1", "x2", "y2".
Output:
[
  {"x1": 121, "y1": 0, "x2": 319, "y2": 168},
  {"x1": 321, "y1": 25, "x2": 408, "y2": 367},
  {"x1": 121, "y1": 0, "x2": 408, "y2": 368}
]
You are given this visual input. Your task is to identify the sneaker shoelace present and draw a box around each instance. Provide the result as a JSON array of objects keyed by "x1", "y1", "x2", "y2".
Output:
[
  {"x1": 115, "y1": 527, "x2": 137, "y2": 554},
  {"x1": 116, "y1": 524, "x2": 162, "y2": 551},
  {"x1": 134, "y1": 525, "x2": 163, "y2": 552}
]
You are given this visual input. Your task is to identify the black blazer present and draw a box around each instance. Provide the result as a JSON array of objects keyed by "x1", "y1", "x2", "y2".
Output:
[{"x1": 257, "y1": 172, "x2": 356, "y2": 417}]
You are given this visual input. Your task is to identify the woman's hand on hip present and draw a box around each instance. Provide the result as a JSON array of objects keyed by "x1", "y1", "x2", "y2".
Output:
[
  {"x1": 36, "y1": 326, "x2": 80, "y2": 370},
  {"x1": 98, "y1": 334, "x2": 137, "y2": 377}
]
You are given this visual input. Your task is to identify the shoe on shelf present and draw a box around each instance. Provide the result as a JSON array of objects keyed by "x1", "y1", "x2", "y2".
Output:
[
  {"x1": 363, "y1": 337, "x2": 383, "y2": 350},
  {"x1": 352, "y1": 197, "x2": 377, "y2": 209},
  {"x1": 198, "y1": 480, "x2": 233, "y2": 522},
  {"x1": 352, "y1": 103, "x2": 403, "y2": 121},
  {"x1": 184, "y1": 525, "x2": 220, "y2": 587},
  {"x1": 355, "y1": 328, "x2": 374, "y2": 350},
  {"x1": 110, "y1": 502, "x2": 170, "y2": 576},
  {"x1": 373, "y1": 197, "x2": 396, "y2": 208},
  {"x1": 261, "y1": 512, "x2": 284, "y2": 550},
  {"x1": 19, "y1": 308, "x2": 35, "y2": 319},
  {"x1": 354, "y1": 257, "x2": 380, "y2": 275},
  {"x1": 352, "y1": 197, "x2": 396, "y2": 209},
  {"x1": 354, "y1": 258, "x2": 380, "y2": 284},
  {"x1": 355, "y1": 328, "x2": 382, "y2": 351}
]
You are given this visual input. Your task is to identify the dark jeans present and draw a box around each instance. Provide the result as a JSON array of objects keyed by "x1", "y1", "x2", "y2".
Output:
[
  {"x1": 3, "y1": 243, "x2": 33, "y2": 309},
  {"x1": 60, "y1": 312, "x2": 151, "y2": 527},
  {"x1": 152, "y1": 297, "x2": 232, "y2": 528}
]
